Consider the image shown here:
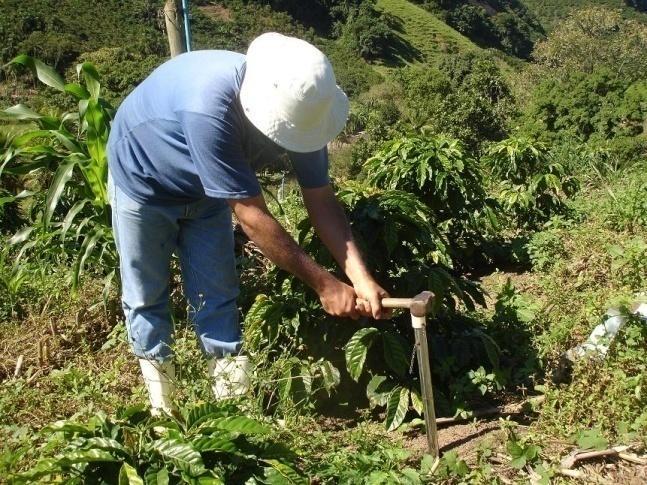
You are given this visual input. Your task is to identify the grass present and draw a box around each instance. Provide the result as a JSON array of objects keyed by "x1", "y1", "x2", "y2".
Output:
[
  {"x1": 374, "y1": 0, "x2": 480, "y2": 67},
  {"x1": 523, "y1": 0, "x2": 647, "y2": 32}
]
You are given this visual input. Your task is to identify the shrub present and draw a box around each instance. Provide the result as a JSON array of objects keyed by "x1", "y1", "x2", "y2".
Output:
[
  {"x1": 486, "y1": 136, "x2": 579, "y2": 228},
  {"x1": 363, "y1": 135, "x2": 497, "y2": 266},
  {"x1": 337, "y1": 3, "x2": 395, "y2": 60}
]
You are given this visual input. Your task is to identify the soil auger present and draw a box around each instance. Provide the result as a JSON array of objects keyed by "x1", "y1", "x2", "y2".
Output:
[{"x1": 359, "y1": 292, "x2": 439, "y2": 457}]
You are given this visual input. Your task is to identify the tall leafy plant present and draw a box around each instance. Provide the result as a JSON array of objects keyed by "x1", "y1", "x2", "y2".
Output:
[
  {"x1": 1, "y1": 55, "x2": 116, "y2": 290},
  {"x1": 363, "y1": 135, "x2": 498, "y2": 267},
  {"x1": 486, "y1": 136, "x2": 579, "y2": 228}
]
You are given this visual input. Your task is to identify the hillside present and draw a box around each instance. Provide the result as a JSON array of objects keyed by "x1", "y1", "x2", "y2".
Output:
[
  {"x1": 523, "y1": 0, "x2": 647, "y2": 31},
  {"x1": 375, "y1": 0, "x2": 480, "y2": 66}
]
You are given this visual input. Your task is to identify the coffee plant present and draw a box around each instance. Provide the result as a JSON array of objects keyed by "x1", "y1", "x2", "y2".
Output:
[
  {"x1": 486, "y1": 136, "x2": 579, "y2": 228},
  {"x1": 13, "y1": 402, "x2": 306, "y2": 484}
]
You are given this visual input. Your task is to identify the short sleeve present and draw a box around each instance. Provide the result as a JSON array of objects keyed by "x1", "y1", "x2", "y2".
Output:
[
  {"x1": 177, "y1": 110, "x2": 262, "y2": 199},
  {"x1": 288, "y1": 147, "x2": 330, "y2": 189}
]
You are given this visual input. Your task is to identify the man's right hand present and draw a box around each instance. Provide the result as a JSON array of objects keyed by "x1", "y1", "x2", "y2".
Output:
[{"x1": 317, "y1": 276, "x2": 361, "y2": 320}]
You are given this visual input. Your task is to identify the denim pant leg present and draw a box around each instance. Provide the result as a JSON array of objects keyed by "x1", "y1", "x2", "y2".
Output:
[
  {"x1": 177, "y1": 199, "x2": 242, "y2": 358},
  {"x1": 111, "y1": 184, "x2": 180, "y2": 362}
]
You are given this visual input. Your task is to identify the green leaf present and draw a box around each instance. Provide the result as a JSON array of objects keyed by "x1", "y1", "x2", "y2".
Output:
[
  {"x1": 119, "y1": 463, "x2": 144, "y2": 485},
  {"x1": 207, "y1": 416, "x2": 270, "y2": 435},
  {"x1": 2, "y1": 104, "x2": 43, "y2": 120},
  {"x1": 441, "y1": 450, "x2": 469, "y2": 476},
  {"x1": 44, "y1": 159, "x2": 76, "y2": 229},
  {"x1": 57, "y1": 449, "x2": 120, "y2": 466},
  {"x1": 506, "y1": 440, "x2": 528, "y2": 469},
  {"x1": 344, "y1": 327, "x2": 379, "y2": 382},
  {"x1": 410, "y1": 389, "x2": 424, "y2": 416},
  {"x1": 151, "y1": 438, "x2": 206, "y2": 477},
  {"x1": 10, "y1": 55, "x2": 66, "y2": 91},
  {"x1": 366, "y1": 375, "x2": 396, "y2": 408},
  {"x1": 77, "y1": 62, "x2": 101, "y2": 99},
  {"x1": 72, "y1": 227, "x2": 105, "y2": 290},
  {"x1": 185, "y1": 402, "x2": 230, "y2": 429},
  {"x1": 8, "y1": 226, "x2": 35, "y2": 246},
  {"x1": 382, "y1": 331, "x2": 409, "y2": 377},
  {"x1": 385, "y1": 386, "x2": 409, "y2": 431},
  {"x1": 262, "y1": 459, "x2": 307, "y2": 485},
  {"x1": 82, "y1": 437, "x2": 129, "y2": 456},
  {"x1": 65, "y1": 83, "x2": 90, "y2": 100},
  {"x1": 14, "y1": 458, "x2": 61, "y2": 482},
  {"x1": 42, "y1": 420, "x2": 95, "y2": 436},
  {"x1": 576, "y1": 428, "x2": 608, "y2": 451},
  {"x1": 144, "y1": 467, "x2": 169, "y2": 485},
  {"x1": 191, "y1": 436, "x2": 238, "y2": 453},
  {"x1": 319, "y1": 360, "x2": 340, "y2": 392}
]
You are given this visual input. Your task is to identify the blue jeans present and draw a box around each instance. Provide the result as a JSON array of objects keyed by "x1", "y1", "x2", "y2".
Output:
[{"x1": 109, "y1": 180, "x2": 241, "y2": 362}]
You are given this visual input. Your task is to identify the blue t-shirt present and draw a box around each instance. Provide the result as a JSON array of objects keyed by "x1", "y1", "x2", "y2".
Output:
[{"x1": 107, "y1": 50, "x2": 329, "y2": 204}]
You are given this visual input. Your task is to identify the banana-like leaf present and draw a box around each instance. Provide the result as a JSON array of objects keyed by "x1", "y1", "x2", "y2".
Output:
[
  {"x1": 262, "y1": 459, "x2": 307, "y2": 485},
  {"x1": 151, "y1": 438, "x2": 206, "y2": 477},
  {"x1": 60, "y1": 200, "x2": 89, "y2": 241},
  {"x1": 119, "y1": 463, "x2": 144, "y2": 485},
  {"x1": 77, "y1": 62, "x2": 101, "y2": 99},
  {"x1": 72, "y1": 227, "x2": 104, "y2": 290},
  {"x1": 44, "y1": 159, "x2": 76, "y2": 229},
  {"x1": 65, "y1": 83, "x2": 90, "y2": 100},
  {"x1": 344, "y1": 327, "x2": 378, "y2": 382},
  {"x1": 385, "y1": 386, "x2": 410, "y2": 431},
  {"x1": 10, "y1": 54, "x2": 66, "y2": 91},
  {"x1": 2, "y1": 104, "x2": 43, "y2": 120}
]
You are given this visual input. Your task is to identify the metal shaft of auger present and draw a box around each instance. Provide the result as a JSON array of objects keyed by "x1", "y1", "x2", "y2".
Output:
[
  {"x1": 376, "y1": 292, "x2": 440, "y2": 457},
  {"x1": 414, "y1": 318, "x2": 439, "y2": 457}
]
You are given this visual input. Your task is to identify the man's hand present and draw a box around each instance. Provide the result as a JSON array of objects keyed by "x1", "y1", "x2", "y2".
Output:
[
  {"x1": 317, "y1": 276, "x2": 360, "y2": 319},
  {"x1": 353, "y1": 278, "x2": 391, "y2": 319}
]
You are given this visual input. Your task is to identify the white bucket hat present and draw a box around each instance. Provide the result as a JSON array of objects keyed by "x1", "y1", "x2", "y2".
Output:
[{"x1": 239, "y1": 32, "x2": 349, "y2": 153}]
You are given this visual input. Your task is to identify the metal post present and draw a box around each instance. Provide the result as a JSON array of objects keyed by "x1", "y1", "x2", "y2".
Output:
[
  {"x1": 181, "y1": 0, "x2": 192, "y2": 52},
  {"x1": 413, "y1": 317, "x2": 439, "y2": 457}
]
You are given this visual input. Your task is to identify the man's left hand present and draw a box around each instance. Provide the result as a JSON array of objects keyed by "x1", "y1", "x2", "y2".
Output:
[{"x1": 354, "y1": 278, "x2": 391, "y2": 320}]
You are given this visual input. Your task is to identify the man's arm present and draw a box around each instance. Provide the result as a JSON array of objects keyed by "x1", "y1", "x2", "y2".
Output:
[
  {"x1": 301, "y1": 185, "x2": 390, "y2": 319},
  {"x1": 228, "y1": 195, "x2": 361, "y2": 319}
]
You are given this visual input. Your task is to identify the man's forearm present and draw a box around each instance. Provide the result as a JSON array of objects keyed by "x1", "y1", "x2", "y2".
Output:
[
  {"x1": 229, "y1": 197, "x2": 334, "y2": 293},
  {"x1": 302, "y1": 186, "x2": 372, "y2": 285}
]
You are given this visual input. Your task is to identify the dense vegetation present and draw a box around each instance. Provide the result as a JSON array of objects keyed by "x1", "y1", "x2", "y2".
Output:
[{"x1": 1, "y1": 1, "x2": 646, "y2": 483}]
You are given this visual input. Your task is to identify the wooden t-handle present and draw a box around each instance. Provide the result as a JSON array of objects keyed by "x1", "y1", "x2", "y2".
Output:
[{"x1": 356, "y1": 292, "x2": 434, "y2": 316}]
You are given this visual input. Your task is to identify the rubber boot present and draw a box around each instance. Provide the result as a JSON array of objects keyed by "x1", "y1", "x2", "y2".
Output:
[
  {"x1": 139, "y1": 359, "x2": 176, "y2": 416},
  {"x1": 208, "y1": 355, "x2": 251, "y2": 399}
]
